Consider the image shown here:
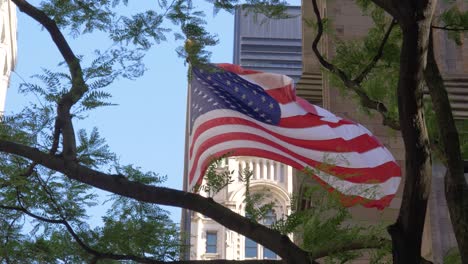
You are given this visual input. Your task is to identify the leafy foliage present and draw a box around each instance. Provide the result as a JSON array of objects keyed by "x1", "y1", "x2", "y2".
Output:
[
  {"x1": 274, "y1": 171, "x2": 391, "y2": 263},
  {"x1": 20, "y1": 69, "x2": 71, "y2": 103},
  {"x1": 0, "y1": 162, "x2": 182, "y2": 262},
  {"x1": 168, "y1": 0, "x2": 219, "y2": 65},
  {"x1": 326, "y1": 1, "x2": 468, "y2": 160},
  {"x1": 194, "y1": 157, "x2": 277, "y2": 222},
  {"x1": 194, "y1": 153, "x2": 234, "y2": 196},
  {"x1": 328, "y1": 2, "x2": 401, "y2": 122},
  {"x1": 426, "y1": 100, "x2": 468, "y2": 161},
  {"x1": 437, "y1": 5, "x2": 468, "y2": 45},
  {"x1": 241, "y1": 0, "x2": 291, "y2": 20},
  {"x1": 240, "y1": 166, "x2": 275, "y2": 222},
  {"x1": 444, "y1": 247, "x2": 462, "y2": 264},
  {"x1": 205, "y1": 0, "x2": 290, "y2": 18},
  {"x1": 77, "y1": 127, "x2": 116, "y2": 168},
  {"x1": 109, "y1": 11, "x2": 170, "y2": 49},
  {"x1": 95, "y1": 188, "x2": 183, "y2": 261},
  {"x1": 40, "y1": 0, "x2": 115, "y2": 36}
]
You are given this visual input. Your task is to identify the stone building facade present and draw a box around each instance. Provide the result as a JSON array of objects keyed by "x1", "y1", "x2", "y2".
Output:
[
  {"x1": 299, "y1": 0, "x2": 468, "y2": 263},
  {"x1": 189, "y1": 157, "x2": 293, "y2": 260},
  {"x1": 0, "y1": 0, "x2": 16, "y2": 112}
]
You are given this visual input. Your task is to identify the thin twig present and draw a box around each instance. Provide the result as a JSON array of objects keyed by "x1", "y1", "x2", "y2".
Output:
[
  {"x1": 1, "y1": 214, "x2": 22, "y2": 264},
  {"x1": 33, "y1": 173, "x2": 67, "y2": 218},
  {"x1": 0, "y1": 204, "x2": 62, "y2": 224},
  {"x1": 354, "y1": 19, "x2": 397, "y2": 84},
  {"x1": 432, "y1": 25, "x2": 468, "y2": 31},
  {"x1": 369, "y1": 0, "x2": 397, "y2": 17},
  {"x1": 310, "y1": 0, "x2": 400, "y2": 130},
  {"x1": 0, "y1": 202, "x2": 158, "y2": 263}
]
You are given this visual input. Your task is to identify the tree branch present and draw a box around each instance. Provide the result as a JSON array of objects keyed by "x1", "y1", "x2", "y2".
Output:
[
  {"x1": 310, "y1": 0, "x2": 399, "y2": 130},
  {"x1": 2, "y1": 202, "x2": 284, "y2": 264},
  {"x1": 311, "y1": 238, "x2": 432, "y2": 263},
  {"x1": 0, "y1": 138, "x2": 433, "y2": 263},
  {"x1": 32, "y1": 172, "x2": 68, "y2": 218},
  {"x1": 311, "y1": 238, "x2": 391, "y2": 259},
  {"x1": 50, "y1": 117, "x2": 61, "y2": 155},
  {"x1": 13, "y1": 179, "x2": 181, "y2": 264},
  {"x1": 1, "y1": 213, "x2": 22, "y2": 264},
  {"x1": 0, "y1": 203, "x2": 284, "y2": 263},
  {"x1": 369, "y1": 0, "x2": 397, "y2": 17},
  {"x1": 137, "y1": 261, "x2": 281, "y2": 264},
  {"x1": 0, "y1": 204, "x2": 63, "y2": 224},
  {"x1": 12, "y1": 0, "x2": 89, "y2": 160},
  {"x1": 10, "y1": 0, "x2": 78, "y2": 66},
  {"x1": 353, "y1": 19, "x2": 397, "y2": 84},
  {"x1": 432, "y1": 25, "x2": 468, "y2": 31},
  {"x1": 20, "y1": 162, "x2": 37, "y2": 177},
  {"x1": 0, "y1": 138, "x2": 311, "y2": 263},
  {"x1": 20, "y1": 115, "x2": 61, "y2": 178},
  {"x1": 424, "y1": 29, "x2": 468, "y2": 262}
]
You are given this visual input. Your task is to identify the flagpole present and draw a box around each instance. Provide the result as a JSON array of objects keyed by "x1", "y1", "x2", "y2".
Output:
[{"x1": 181, "y1": 56, "x2": 192, "y2": 260}]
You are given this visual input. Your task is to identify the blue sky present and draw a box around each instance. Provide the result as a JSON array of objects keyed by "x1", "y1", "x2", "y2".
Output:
[{"x1": 7, "y1": 0, "x2": 300, "y2": 223}]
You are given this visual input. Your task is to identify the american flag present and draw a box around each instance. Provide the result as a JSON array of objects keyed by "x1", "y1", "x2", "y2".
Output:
[{"x1": 188, "y1": 63, "x2": 401, "y2": 209}]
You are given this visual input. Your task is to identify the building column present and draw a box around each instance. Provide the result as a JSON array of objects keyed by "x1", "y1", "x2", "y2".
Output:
[
  {"x1": 287, "y1": 166, "x2": 293, "y2": 194},
  {"x1": 275, "y1": 163, "x2": 282, "y2": 182},
  {"x1": 262, "y1": 159, "x2": 268, "y2": 180},
  {"x1": 254, "y1": 159, "x2": 261, "y2": 180},
  {"x1": 270, "y1": 161, "x2": 275, "y2": 181},
  {"x1": 196, "y1": 217, "x2": 203, "y2": 259}
]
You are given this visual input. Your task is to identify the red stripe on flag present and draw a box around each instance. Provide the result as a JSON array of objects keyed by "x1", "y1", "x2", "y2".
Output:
[
  {"x1": 265, "y1": 85, "x2": 295, "y2": 104},
  {"x1": 279, "y1": 114, "x2": 355, "y2": 128},
  {"x1": 217, "y1": 63, "x2": 261, "y2": 75},
  {"x1": 360, "y1": 194, "x2": 395, "y2": 209},
  {"x1": 189, "y1": 132, "x2": 399, "y2": 184},
  {"x1": 296, "y1": 97, "x2": 319, "y2": 115},
  {"x1": 305, "y1": 172, "x2": 396, "y2": 209},
  {"x1": 190, "y1": 148, "x2": 395, "y2": 210},
  {"x1": 189, "y1": 117, "x2": 383, "y2": 157}
]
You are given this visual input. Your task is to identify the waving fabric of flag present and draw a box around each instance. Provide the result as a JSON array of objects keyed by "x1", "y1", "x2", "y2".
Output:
[{"x1": 188, "y1": 63, "x2": 401, "y2": 209}]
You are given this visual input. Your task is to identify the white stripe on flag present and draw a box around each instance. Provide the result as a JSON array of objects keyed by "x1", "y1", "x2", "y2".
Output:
[
  {"x1": 238, "y1": 72, "x2": 293, "y2": 91},
  {"x1": 189, "y1": 124, "x2": 395, "y2": 169},
  {"x1": 280, "y1": 102, "x2": 308, "y2": 118},
  {"x1": 189, "y1": 140, "x2": 401, "y2": 199},
  {"x1": 190, "y1": 109, "x2": 372, "y2": 142}
]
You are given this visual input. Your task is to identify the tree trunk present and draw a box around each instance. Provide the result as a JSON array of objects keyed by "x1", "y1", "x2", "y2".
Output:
[
  {"x1": 424, "y1": 30, "x2": 468, "y2": 263},
  {"x1": 387, "y1": 2, "x2": 435, "y2": 263}
]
